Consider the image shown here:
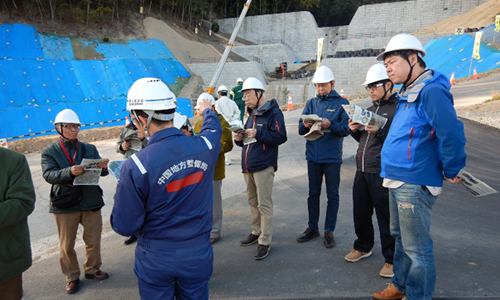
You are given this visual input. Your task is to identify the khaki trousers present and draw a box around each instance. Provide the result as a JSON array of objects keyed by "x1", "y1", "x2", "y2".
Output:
[
  {"x1": 54, "y1": 210, "x2": 103, "y2": 282},
  {"x1": 243, "y1": 166, "x2": 275, "y2": 246},
  {"x1": 0, "y1": 274, "x2": 22, "y2": 300},
  {"x1": 211, "y1": 180, "x2": 223, "y2": 239}
]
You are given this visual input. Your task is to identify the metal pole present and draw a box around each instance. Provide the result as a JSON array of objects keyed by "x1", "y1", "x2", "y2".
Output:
[{"x1": 206, "y1": 0, "x2": 252, "y2": 95}]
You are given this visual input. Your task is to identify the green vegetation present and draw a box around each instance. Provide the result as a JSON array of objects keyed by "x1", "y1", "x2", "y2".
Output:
[{"x1": 1, "y1": 0, "x2": 411, "y2": 29}]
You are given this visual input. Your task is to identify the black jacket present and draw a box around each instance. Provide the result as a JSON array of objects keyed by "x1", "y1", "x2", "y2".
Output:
[
  {"x1": 235, "y1": 99, "x2": 287, "y2": 173},
  {"x1": 351, "y1": 94, "x2": 398, "y2": 173}
]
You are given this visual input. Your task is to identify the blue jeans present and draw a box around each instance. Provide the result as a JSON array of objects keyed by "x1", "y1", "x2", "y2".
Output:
[
  {"x1": 307, "y1": 161, "x2": 341, "y2": 232},
  {"x1": 389, "y1": 183, "x2": 437, "y2": 300}
]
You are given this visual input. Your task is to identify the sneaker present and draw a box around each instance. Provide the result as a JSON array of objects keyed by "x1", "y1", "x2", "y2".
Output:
[
  {"x1": 344, "y1": 249, "x2": 373, "y2": 262},
  {"x1": 296, "y1": 228, "x2": 320, "y2": 243},
  {"x1": 210, "y1": 237, "x2": 220, "y2": 244},
  {"x1": 124, "y1": 235, "x2": 137, "y2": 245},
  {"x1": 239, "y1": 233, "x2": 259, "y2": 246},
  {"x1": 372, "y1": 283, "x2": 405, "y2": 300},
  {"x1": 401, "y1": 297, "x2": 407, "y2": 300},
  {"x1": 379, "y1": 263, "x2": 394, "y2": 278},
  {"x1": 323, "y1": 231, "x2": 335, "y2": 248},
  {"x1": 254, "y1": 244, "x2": 271, "y2": 260}
]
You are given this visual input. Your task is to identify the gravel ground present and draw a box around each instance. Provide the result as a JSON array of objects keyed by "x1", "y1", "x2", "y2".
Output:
[{"x1": 456, "y1": 99, "x2": 500, "y2": 129}]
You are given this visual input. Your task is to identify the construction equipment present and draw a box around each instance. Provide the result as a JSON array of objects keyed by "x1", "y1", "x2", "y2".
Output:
[{"x1": 205, "y1": 0, "x2": 253, "y2": 95}]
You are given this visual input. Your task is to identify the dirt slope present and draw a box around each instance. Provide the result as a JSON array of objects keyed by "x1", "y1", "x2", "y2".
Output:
[{"x1": 414, "y1": 0, "x2": 500, "y2": 35}]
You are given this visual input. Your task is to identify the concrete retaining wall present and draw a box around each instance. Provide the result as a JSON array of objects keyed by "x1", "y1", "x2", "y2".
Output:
[
  {"x1": 218, "y1": 12, "x2": 348, "y2": 61},
  {"x1": 187, "y1": 61, "x2": 266, "y2": 96},
  {"x1": 231, "y1": 43, "x2": 296, "y2": 72},
  {"x1": 348, "y1": 0, "x2": 489, "y2": 39}
]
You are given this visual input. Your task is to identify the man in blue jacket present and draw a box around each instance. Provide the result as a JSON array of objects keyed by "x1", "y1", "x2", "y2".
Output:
[
  {"x1": 297, "y1": 65, "x2": 350, "y2": 248},
  {"x1": 372, "y1": 34, "x2": 466, "y2": 300},
  {"x1": 111, "y1": 78, "x2": 221, "y2": 300},
  {"x1": 234, "y1": 77, "x2": 287, "y2": 260}
]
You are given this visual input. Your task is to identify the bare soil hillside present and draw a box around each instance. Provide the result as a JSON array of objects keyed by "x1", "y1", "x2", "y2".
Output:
[{"x1": 414, "y1": 0, "x2": 500, "y2": 35}]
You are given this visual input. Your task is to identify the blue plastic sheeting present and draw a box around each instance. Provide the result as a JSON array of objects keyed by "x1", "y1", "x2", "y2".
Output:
[
  {"x1": 0, "y1": 24, "x2": 43, "y2": 59},
  {"x1": 39, "y1": 35, "x2": 75, "y2": 60},
  {"x1": 95, "y1": 39, "x2": 177, "y2": 60},
  {"x1": 176, "y1": 98, "x2": 194, "y2": 118},
  {"x1": 0, "y1": 58, "x2": 190, "y2": 139},
  {"x1": 424, "y1": 29, "x2": 500, "y2": 80}
]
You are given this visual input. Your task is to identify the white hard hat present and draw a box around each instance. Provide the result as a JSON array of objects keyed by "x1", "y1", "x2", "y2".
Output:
[
  {"x1": 312, "y1": 65, "x2": 335, "y2": 84},
  {"x1": 173, "y1": 112, "x2": 187, "y2": 129},
  {"x1": 217, "y1": 85, "x2": 228, "y2": 93},
  {"x1": 363, "y1": 64, "x2": 390, "y2": 86},
  {"x1": 195, "y1": 92, "x2": 216, "y2": 109},
  {"x1": 54, "y1": 109, "x2": 81, "y2": 124},
  {"x1": 377, "y1": 33, "x2": 426, "y2": 61},
  {"x1": 237, "y1": 78, "x2": 243, "y2": 83},
  {"x1": 241, "y1": 77, "x2": 265, "y2": 92},
  {"x1": 127, "y1": 78, "x2": 176, "y2": 112}
]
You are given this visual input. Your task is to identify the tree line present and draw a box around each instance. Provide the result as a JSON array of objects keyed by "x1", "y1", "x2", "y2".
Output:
[{"x1": 0, "y1": 0, "x2": 410, "y2": 29}]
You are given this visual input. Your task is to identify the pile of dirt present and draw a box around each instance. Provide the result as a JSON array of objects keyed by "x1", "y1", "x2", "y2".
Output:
[
  {"x1": 414, "y1": 0, "x2": 500, "y2": 35},
  {"x1": 7, "y1": 126, "x2": 123, "y2": 154}
]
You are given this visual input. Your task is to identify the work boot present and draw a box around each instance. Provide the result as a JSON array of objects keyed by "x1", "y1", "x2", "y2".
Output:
[
  {"x1": 372, "y1": 283, "x2": 405, "y2": 300},
  {"x1": 323, "y1": 231, "x2": 335, "y2": 248},
  {"x1": 344, "y1": 249, "x2": 373, "y2": 262},
  {"x1": 296, "y1": 228, "x2": 320, "y2": 243},
  {"x1": 65, "y1": 279, "x2": 80, "y2": 294},
  {"x1": 239, "y1": 233, "x2": 259, "y2": 246}
]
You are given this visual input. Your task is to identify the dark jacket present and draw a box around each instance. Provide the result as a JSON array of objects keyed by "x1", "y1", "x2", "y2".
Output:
[
  {"x1": 41, "y1": 138, "x2": 108, "y2": 214},
  {"x1": 235, "y1": 99, "x2": 287, "y2": 173},
  {"x1": 351, "y1": 94, "x2": 398, "y2": 173},
  {"x1": 299, "y1": 90, "x2": 350, "y2": 163},
  {"x1": 116, "y1": 123, "x2": 148, "y2": 158},
  {"x1": 0, "y1": 148, "x2": 36, "y2": 283},
  {"x1": 194, "y1": 112, "x2": 233, "y2": 181}
]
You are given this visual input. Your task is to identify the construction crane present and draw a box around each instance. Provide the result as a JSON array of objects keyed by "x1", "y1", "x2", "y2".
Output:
[{"x1": 205, "y1": 0, "x2": 252, "y2": 95}]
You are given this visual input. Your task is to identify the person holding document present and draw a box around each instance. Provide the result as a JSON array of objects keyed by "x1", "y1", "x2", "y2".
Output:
[
  {"x1": 372, "y1": 34, "x2": 466, "y2": 300},
  {"x1": 345, "y1": 63, "x2": 397, "y2": 278},
  {"x1": 297, "y1": 65, "x2": 349, "y2": 248},
  {"x1": 41, "y1": 108, "x2": 109, "y2": 294}
]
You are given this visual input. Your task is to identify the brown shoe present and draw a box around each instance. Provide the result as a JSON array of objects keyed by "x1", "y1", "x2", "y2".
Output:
[
  {"x1": 372, "y1": 283, "x2": 405, "y2": 300},
  {"x1": 84, "y1": 270, "x2": 109, "y2": 281},
  {"x1": 379, "y1": 263, "x2": 394, "y2": 278},
  {"x1": 66, "y1": 279, "x2": 80, "y2": 294},
  {"x1": 210, "y1": 237, "x2": 220, "y2": 244}
]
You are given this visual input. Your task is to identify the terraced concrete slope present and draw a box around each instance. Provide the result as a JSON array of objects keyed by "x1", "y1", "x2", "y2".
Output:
[{"x1": 415, "y1": 0, "x2": 500, "y2": 35}]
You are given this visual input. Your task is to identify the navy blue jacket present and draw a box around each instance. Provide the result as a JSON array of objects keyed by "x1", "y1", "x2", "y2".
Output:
[
  {"x1": 299, "y1": 90, "x2": 350, "y2": 163},
  {"x1": 111, "y1": 109, "x2": 222, "y2": 241},
  {"x1": 235, "y1": 99, "x2": 287, "y2": 173}
]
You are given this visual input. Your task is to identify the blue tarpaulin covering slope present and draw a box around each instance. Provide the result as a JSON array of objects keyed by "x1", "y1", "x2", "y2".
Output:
[
  {"x1": 424, "y1": 26, "x2": 500, "y2": 80},
  {"x1": 0, "y1": 23, "x2": 192, "y2": 140}
]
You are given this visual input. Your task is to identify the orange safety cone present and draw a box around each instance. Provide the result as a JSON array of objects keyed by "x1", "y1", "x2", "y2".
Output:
[
  {"x1": 340, "y1": 87, "x2": 346, "y2": 98},
  {"x1": 125, "y1": 116, "x2": 130, "y2": 125},
  {"x1": 472, "y1": 67, "x2": 479, "y2": 80},
  {"x1": 287, "y1": 94, "x2": 294, "y2": 111},
  {"x1": 450, "y1": 72, "x2": 456, "y2": 85}
]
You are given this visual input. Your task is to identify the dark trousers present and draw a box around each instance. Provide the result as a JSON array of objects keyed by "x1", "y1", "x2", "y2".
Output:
[
  {"x1": 352, "y1": 171, "x2": 394, "y2": 263},
  {"x1": 307, "y1": 161, "x2": 341, "y2": 232},
  {"x1": 0, "y1": 274, "x2": 22, "y2": 300}
]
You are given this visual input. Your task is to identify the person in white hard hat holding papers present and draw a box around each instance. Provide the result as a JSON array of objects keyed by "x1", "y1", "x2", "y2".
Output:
[
  {"x1": 193, "y1": 92, "x2": 233, "y2": 244},
  {"x1": 111, "y1": 78, "x2": 221, "y2": 300},
  {"x1": 41, "y1": 108, "x2": 110, "y2": 294},
  {"x1": 215, "y1": 85, "x2": 241, "y2": 165},
  {"x1": 296, "y1": 65, "x2": 349, "y2": 249},
  {"x1": 372, "y1": 34, "x2": 466, "y2": 300},
  {"x1": 345, "y1": 63, "x2": 397, "y2": 278},
  {"x1": 234, "y1": 77, "x2": 287, "y2": 260}
]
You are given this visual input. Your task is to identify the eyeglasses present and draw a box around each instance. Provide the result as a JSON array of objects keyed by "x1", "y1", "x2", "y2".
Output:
[
  {"x1": 61, "y1": 124, "x2": 81, "y2": 130},
  {"x1": 365, "y1": 83, "x2": 384, "y2": 91}
]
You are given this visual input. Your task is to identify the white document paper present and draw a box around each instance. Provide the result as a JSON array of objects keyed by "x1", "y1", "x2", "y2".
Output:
[
  {"x1": 230, "y1": 125, "x2": 256, "y2": 145},
  {"x1": 108, "y1": 159, "x2": 126, "y2": 182},
  {"x1": 342, "y1": 104, "x2": 388, "y2": 130},
  {"x1": 458, "y1": 170, "x2": 498, "y2": 197},
  {"x1": 73, "y1": 158, "x2": 103, "y2": 186}
]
